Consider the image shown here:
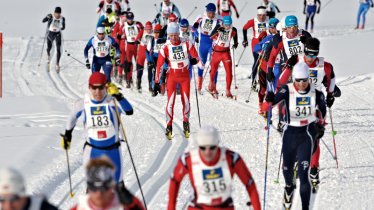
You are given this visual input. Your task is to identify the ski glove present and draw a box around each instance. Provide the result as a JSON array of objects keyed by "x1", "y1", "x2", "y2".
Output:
[
  {"x1": 300, "y1": 35, "x2": 307, "y2": 44},
  {"x1": 326, "y1": 94, "x2": 335, "y2": 108},
  {"x1": 60, "y1": 130, "x2": 72, "y2": 150},
  {"x1": 266, "y1": 71, "x2": 275, "y2": 82},
  {"x1": 115, "y1": 56, "x2": 121, "y2": 66},
  {"x1": 107, "y1": 83, "x2": 120, "y2": 95},
  {"x1": 242, "y1": 40, "x2": 248, "y2": 47},
  {"x1": 316, "y1": 123, "x2": 325, "y2": 139},
  {"x1": 152, "y1": 83, "x2": 160, "y2": 97},
  {"x1": 190, "y1": 58, "x2": 198, "y2": 65},
  {"x1": 265, "y1": 92, "x2": 275, "y2": 103},
  {"x1": 286, "y1": 55, "x2": 298, "y2": 68},
  {"x1": 85, "y1": 59, "x2": 91, "y2": 69},
  {"x1": 115, "y1": 182, "x2": 133, "y2": 205},
  {"x1": 232, "y1": 43, "x2": 238, "y2": 49},
  {"x1": 218, "y1": 27, "x2": 225, "y2": 32},
  {"x1": 47, "y1": 14, "x2": 52, "y2": 19},
  {"x1": 236, "y1": 13, "x2": 240, "y2": 19},
  {"x1": 194, "y1": 36, "x2": 199, "y2": 43}
]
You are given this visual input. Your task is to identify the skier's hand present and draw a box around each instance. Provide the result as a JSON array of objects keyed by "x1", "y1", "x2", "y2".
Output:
[
  {"x1": 117, "y1": 34, "x2": 121, "y2": 40},
  {"x1": 107, "y1": 83, "x2": 120, "y2": 95},
  {"x1": 326, "y1": 94, "x2": 335, "y2": 108},
  {"x1": 236, "y1": 13, "x2": 240, "y2": 19},
  {"x1": 152, "y1": 83, "x2": 160, "y2": 97},
  {"x1": 194, "y1": 36, "x2": 199, "y2": 43},
  {"x1": 189, "y1": 58, "x2": 198, "y2": 65},
  {"x1": 148, "y1": 62, "x2": 154, "y2": 69},
  {"x1": 134, "y1": 40, "x2": 140, "y2": 45},
  {"x1": 232, "y1": 43, "x2": 238, "y2": 49},
  {"x1": 115, "y1": 56, "x2": 121, "y2": 66},
  {"x1": 316, "y1": 123, "x2": 325, "y2": 139},
  {"x1": 47, "y1": 14, "x2": 52, "y2": 20},
  {"x1": 217, "y1": 27, "x2": 225, "y2": 32},
  {"x1": 286, "y1": 55, "x2": 298, "y2": 68},
  {"x1": 115, "y1": 182, "x2": 134, "y2": 205},
  {"x1": 242, "y1": 40, "x2": 248, "y2": 48},
  {"x1": 300, "y1": 35, "x2": 307, "y2": 44},
  {"x1": 265, "y1": 92, "x2": 275, "y2": 103},
  {"x1": 85, "y1": 59, "x2": 91, "y2": 69},
  {"x1": 193, "y1": 22, "x2": 199, "y2": 29},
  {"x1": 266, "y1": 71, "x2": 275, "y2": 82},
  {"x1": 60, "y1": 130, "x2": 72, "y2": 150}
]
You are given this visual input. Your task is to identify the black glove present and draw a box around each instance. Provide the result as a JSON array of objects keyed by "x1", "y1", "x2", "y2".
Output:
[
  {"x1": 61, "y1": 129, "x2": 72, "y2": 150},
  {"x1": 232, "y1": 43, "x2": 238, "y2": 49},
  {"x1": 218, "y1": 27, "x2": 225, "y2": 32},
  {"x1": 286, "y1": 55, "x2": 298, "y2": 68},
  {"x1": 317, "y1": 9, "x2": 320, "y2": 14},
  {"x1": 300, "y1": 35, "x2": 307, "y2": 44},
  {"x1": 115, "y1": 56, "x2": 121, "y2": 66},
  {"x1": 236, "y1": 13, "x2": 240, "y2": 18},
  {"x1": 152, "y1": 83, "x2": 160, "y2": 97},
  {"x1": 333, "y1": 85, "x2": 341, "y2": 97},
  {"x1": 242, "y1": 40, "x2": 248, "y2": 47},
  {"x1": 47, "y1": 14, "x2": 52, "y2": 19},
  {"x1": 194, "y1": 36, "x2": 199, "y2": 43},
  {"x1": 127, "y1": 7, "x2": 131, "y2": 11},
  {"x1": 148, "y1": 62, "x2": 154, "y2": 69},
  {"x1": 266, "y1": 71, "x2": 275, "y2": 82},
  {"x1": 190, "y1": 58, "x2": 198, "y2": 65},
  {"x1": 113, "y1": 92, "x2": 124, "y2": 101},
  {"x1": 134, "y1": 40, "x2": 140, "y2": 45},
  {"x1": 371, "y1": 4, "x2": 374, "y2": 8},
  {"x1": 85, "y1": 59, "x2": 91, "y2": 69},
  {"x1": 326, "y1": 94, "x2": 335, "y2": 108},
  {"x1": 316, "y1": 123, "x2": 325, "y2": 139},
  {"x1": 265, "y1": 92, "x2": 275, "y2": 103},
  {"x1": 193, "y1": 22, "x2": 199, "y2": 29},
  {"x1": 117, "y1": 34, "x2": 121, "y2": 40},
  {"x1": 115, "y1": 182, "x2": 133, "y2": 205},
  {"x1": 303, "y1": 10, "x2": 306, "y2": 14}
]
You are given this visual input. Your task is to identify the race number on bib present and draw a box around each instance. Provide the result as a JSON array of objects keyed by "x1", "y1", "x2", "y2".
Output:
[
  {"x1": 309, "y1": 70, "x2": 318, "y2": 85},
  {"x1": 287, "y1": 40, "x2": 302, "y2": 55},
  {"x1": 257, "y1": 23, "x2": 266, "y2": 33},
  {"x1": 201, "y1": 168, "x2": 227, "y2": 194},
  {"x1": 203, "y1": 19, "x2": 214, "y2": 32},
  {"x1": 172, "y1": 46, "x2": 186, "y2": 61},
  {"x1": 295, "y1": 97, "x2": 312, "y2": 117},
  {"x1": 97, "y1": 42, "x2": 109, "y2": 57}
]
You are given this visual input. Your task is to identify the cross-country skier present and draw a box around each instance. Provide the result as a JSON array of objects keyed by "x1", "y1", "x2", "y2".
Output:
[
  {"x1": 208, "y1": 15, "x2": 238, "y2": 98},
  {"x1": 0, "y1": 168, "x2": 58, "y2": 210},
  {"x1": 118, "y1": 0, "x2": 131, "y2": 13},
  {"x1": 217, "y1": 0, "x2": 240, "y2": 18},
  {"x1": 242, "y1": 6, "x2": 267, "y2": 88},
  {"x1": 262, "y1": 0, "x2": 281, "y2": 18},
  {"x1": 193, "y1": 3, "x2": 222, "y2": 93},
  {"x1": 84, "y1": 27, "x2": 120, "y2": 83},
  {"x1": 153, "y1": 23, "x2": 201, "y2": 140},
  {"x1": 112, "y1": 14, "x2": 127, "y2": 83},
  {"x1": 355, "y1": 0, "x2": 374, "y2": 29},
  {"x1": 146, "y1": 24, "x2": 167, "y2": 94},
  {"x1": 276, "y1": 37, "x2": 341, "y2": 191},
  {"x1": 179, "y1": 19, "x2": 194, "y2": 43},
  {"x1": 266, "y1": 15, "x2": 311, "y2": 132},
  {"x1": 118, "y1": 12, "x2": 144, "y2": 88},
  {"x1": 303, "y1": 0, "x2": 321, "y2": 32},
  {"x1": 70, "y1": 157, "x2": 144, "y2": 210},
  {"x1": 167, "y1": 125, "x2": 261, "y2": 210},
  {"x1": 42, "y1": 7, "x2": 65, "y2": 73},
  {"x1": 97, "y1": 0, "x2": 121, "y2": 16},
  {"x1": 97, "y1": 8, "x2": 117, "y2": 34},
  {"x1": 158, "y1": 0, "x2": 182, "y2": 21},
  {"x1": 264, "y1": 62, "x2": 326, "y2": 210},
  {"x1": 253, "y1": 17, "x2": 279, "y2": 116},
  {"x1": 61, "y1": 72, "x2": 133, "y2": 183}
]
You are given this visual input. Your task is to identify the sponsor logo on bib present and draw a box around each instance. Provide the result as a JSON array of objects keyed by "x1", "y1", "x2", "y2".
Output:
[
  {"x1": 296, "y1": 97, "x2": 311, "y2": 106},
  {"x1": 91, "y1": 106, "x2": 106, "y2": 115},
  {"x1": 203, "y1": 168, "x2": 223, "y2": 180},
  {"x1": 309, "y1": 70, "x2": 318, "y2": 78},
  {"x1": 288, "y1": 40, "x2": 299, "y2": 47}
]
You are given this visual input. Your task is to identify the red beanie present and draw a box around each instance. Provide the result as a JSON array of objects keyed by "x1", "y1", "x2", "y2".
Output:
[{"x1": 89, "y1": 72, "x2": 107, "y2": 86}]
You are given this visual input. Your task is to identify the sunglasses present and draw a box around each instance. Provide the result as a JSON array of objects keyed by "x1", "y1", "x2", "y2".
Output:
[
  {"x1": 87, "y1": 182, "x2": 112, "y2": 192},
  {"x1": 98, "y1": 33, "x2": 105, "y2": 35},
  {"x1": 0, "y1": 195, "x2": 20, "y2": 203},
  {"x1": 90, "y1": 85, "x2": 105, "y2": 90},
  {"x1": 295, "y1": 78, "x2": 309, "y2": 83},
  {"x1": 199, "y1": 146, "x2": 217, "y2": 151},
  {"x1": 305, "y1": 54, "x2": 317, "y2": 59},
  {"x1": 286, "y1": 25, "x2": 298, "y2": 29}
]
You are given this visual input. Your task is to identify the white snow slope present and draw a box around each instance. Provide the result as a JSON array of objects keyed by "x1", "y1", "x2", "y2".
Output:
[{"x1": 1, "y1": 0, "x2": 374, "y2": 209}]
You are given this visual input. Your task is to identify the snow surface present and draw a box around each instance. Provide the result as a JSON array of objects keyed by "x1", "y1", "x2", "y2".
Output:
[{"x1": 1, "y1": 0, "x2": 374, "y2": 209}]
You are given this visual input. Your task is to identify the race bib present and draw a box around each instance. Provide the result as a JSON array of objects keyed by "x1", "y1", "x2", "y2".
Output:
[{"x1": 287, "y1": 40, "x2": 302, "y2": 55}]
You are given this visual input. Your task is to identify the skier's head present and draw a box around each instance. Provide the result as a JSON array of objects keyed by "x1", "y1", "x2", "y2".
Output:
[
  {"x1": 106, "y1": 0, "x2": 113, "y2": 3},
  {"x1": 89, "y1": 72, "x2": 108, "y2": 101},
  {"x1": 54, "y1": 6, "x2": 62, "y2": 18},
  {"x1": 304, "y1": 37, "x2": 320, "y2": 64},
  {"x1": 180, "y1": 19, "x2": 190, "y2": 32},
  {"x1": 96, "y1": 27, "x2": 106, "y2": 40},
  {"x1": 285, "y1": 15, "x2": 298, "y2": 36},
  {"x1": 154, "y1": 24, "x2": 162, "y2": 39},
  {"x1": 167, "y1": 22, "x2": 180, "y2": 44},
  {"x1": 257, "y1": 6, "x2": 267, "y2": 22},
  {"x1": 163, "y1": 0, "x2": 170, "y2": 4},
  {"x1": 206, "y1": 3, "x2": 216, "y2": 19},
  {"x1": 268, "y1": 17, "x2": 279, "y2": 32},
  {"x1": 0, "y1": 168, "x2": 28, "y2": 210},
  {"x1": 105, "y1": 8, "x2": 113, "y2": 16},
  {"x1": 263, "y1": 0, "x2": 269, "y2": 4},
  {"x1": 292, "y1": 62, "x2": 310, "y2": 91},
  {"x1": 196, "y1": 125, "x2": 220, "y2": 162},
  {"x1": 86, "y1": 157, "x2": 116, "y2": 208},
  {"x1": 120, "y1": 14, "x2": 127, "y2": 23},
  {"x1": 145, "y1": 21, "x2": 153, "y2": 34},
  {"x1": 222, "y1": 16, "x2": 232, "y2": 29},
  {"x1": 126, "y1": 12, "x2": 134, "y2": 24},
  {"x1": 168, "y1": 13, "x2": 178, "y2": 23}
]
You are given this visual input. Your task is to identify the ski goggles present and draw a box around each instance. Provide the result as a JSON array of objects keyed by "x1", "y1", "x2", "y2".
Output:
[
  {"x1": 0, "y1": 195, "x2": 21, "y2": 203},
  {"x1": 87, "y1": 180, "x2": 113, "y2": 192},
  {"x1": 90, "y1": 85, "x2": 105, "y2": 90},
  {"x1": 294, "y1": 78, "x2": 309, "y2": 83},
  {"x1": 305, "y1": 54, "x2": 317, "y2": 59},
  {"x1": 199, "y1": 146, "x2": 217, "y2": 151},
  {"x1": 304, "y1": 47, "x2": 319, "y2": 57}
]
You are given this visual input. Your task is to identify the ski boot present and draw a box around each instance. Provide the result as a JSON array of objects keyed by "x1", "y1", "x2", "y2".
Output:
[
  {"x1": 165, "y1": 125, "x2": 173, "y2": 140},
  {"x1": 360, "y1": 25, "x2": 365, "y2": 29},
  {"x1": 126, "y1": 80, "x2": 131, "y2": 88},
  {"x1": 251, "y1": 80, "x2": 258, "y2": 92},
  {"x1": 310, "y1": 167, "x2": 320, "y2": 193},
  {"x1": 283, "y1": 185, "x2": 295, "y2": 210},
  {"x1": 277, "y1": 121, "x2": 284, "y2": 133},
  {"x1": 225, "y1": 89, "x2": 234, "y2": 99},
  {"x1": 118, "y1": 75, "x2": 123, "y2": 85},
  {"x1": 136, "y1": 79, "x2": 142, "y2": 93},
  {"x1": 183, "y1": 121, "x2": 190, "y2": 139}
]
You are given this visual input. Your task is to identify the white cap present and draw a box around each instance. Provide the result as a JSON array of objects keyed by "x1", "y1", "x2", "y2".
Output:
[
  {"x1": 0, "y1": 168, "x2": 26, "y2": 195},
  {"x1": 292, "y1": 62, "x2": 310, "y2": 81},
  {"x1": 196, "y1": 125, "x2": 220, "y2": 146},
  {"x1": 257, "y1": 8, "x2": 266, "y2": 15},
  {"x1": 96, "y1": 27, "x2": 105, "y2": 34},
  {"x1": 167, "y1": 22, "x2": 180, "y2": 34}
]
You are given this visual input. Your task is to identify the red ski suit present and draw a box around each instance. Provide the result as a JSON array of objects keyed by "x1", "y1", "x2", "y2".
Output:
[
  {"x1": 217, "y1": 0, "x2": 239, "y2": 17},
  {"x1": 112, "y1": 22, "x2": 126, "y2": 77},
  {"x1": 168, "y1": 148, "x2": 261, "y2": 210},
  {"x1": 242, "y1": 18, "x2": 267, "y2": 51},
  {"x1": 155, "y1": 40, "x2": 199, "y2": 126}
]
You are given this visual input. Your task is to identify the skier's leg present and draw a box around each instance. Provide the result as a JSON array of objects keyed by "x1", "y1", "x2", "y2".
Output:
[
  {"x1": 258, "y1": 69, "x2": 267, "y2": 111},
  {"x1": 273, "y1": 63, "x2": 281, "y2": 90},
  {"x1": 108, "y1": 148, "x2": 123, "y2": 183},
  {"x1": 251, "y1": 52, "x2": 259, "y2": 85},
  {"x1": 311, "y1": 138, "x2": 320, "y2": 168},
  {"x1": 305, "y1": 12, "x2": 310, "y2": 31},
  {"x1": 166, "y1": 75, "x2": 177, "y2": 126},
  {"x1": 179, "y1": 73, "x2": 191, "y2": 123},
  {"x1": 310, "y1": 12, "x2": 316, "y2": 31},
  {"x1": 361, "y1": 5, "x2": 369, "y2": 27},
  {"x1": 56, "y1": 33, "x2": 62, "y2": 65},
  {"x1": 282, "y1": 127, "x2": 298, "y2": 187},
  {"x1": 209, "y1": 51, "x2": 220, "y2": 91},
  {"x1": 104, "y1": 60, "x2": 113, "y2": 83},
  {"x1": 91, "y1": 57, "x2": 101, "y2": 73},
  {"x1": 198, "y1": 42, "x2": 209, "y2": 77},
  {"x1": 222, "y1": 52, "x2": 233, "y2": 92},
  {"x1": 357, "y1": 4, "x2": 364, "y2": 27},
  {"x1": 46, "y1": 33, "x2": 54, "y2": 58}
]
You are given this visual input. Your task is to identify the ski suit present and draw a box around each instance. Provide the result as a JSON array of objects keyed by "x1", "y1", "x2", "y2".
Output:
[
  {"x1": 146, "y1": 37, "x2": 167, "y2": 89},
  {"x1": 357, "y1": 0, "x2": 373, "y2": 27},
  {"x1": 168, "y1": 147, "x2": 261, "y2": 210},
  {"x1": 66, "y1": 93, "x2": 133, "y2": 182},
  {"x1": 304, "y1": 0, "x2": 321, "y2": 31},
  {"x1": 155, "y1": 40, "x2": 199, "y2": 126},
  {"x1": 136, "y1": 31, "x2": 154, "y2": 84},
  {"x1": 97, "y1": 0, "x2": 121, "y2": 16},
  {"x1": 217, "y1": 0, "x2": 239, "y2": 17},
  {"x1": 42, "y1": 14, "x2": 65, "y2": 65},
  {"x1": 84, "y1": 34, "x2": 120, "y2": 83},
  {"x1": 262, "y1": 1, "x2": 281, "y2": 18}
]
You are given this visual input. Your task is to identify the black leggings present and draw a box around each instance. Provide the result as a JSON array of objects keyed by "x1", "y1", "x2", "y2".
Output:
[{"x1": 47, "y1": 31, "x2": 62, "y2": 64}]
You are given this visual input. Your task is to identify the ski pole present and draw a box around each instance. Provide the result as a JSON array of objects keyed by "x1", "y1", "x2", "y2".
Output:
[
  {"x1": 320, "y1": 138, "x2": 336, "y2": 161},
  {"x1": 186, "y1": 6, "x2": 198, "y2": 19},
  {"x1": 60, "y1": 133, "x2": 75, "y2": 198},
  {"x1": 112, "y1": 99, "x2": 148, "y2": 209},
  {"x1": 192, "y1": 66, "x2": 202, "y2": 128},
  {"x1": 235, "y1": 47, "x2": 246, "y2": 67},
  {"x1": 245, "y1": 53, "x2": 264, "y2": 103},
  {"x1": 322, "y1": 0, "x2": 334, "y2": 10},
  {"x1": 153, "y1": 4, "x2": 159, "y2": 13},
  {"x1": 239, "y1": 1, "x2": 248, "y2": 16},
  {"x1": 37, "y1": 26, "x2": 49, "y2": 67},
  {"x1": 65, "y1": 50, "x2": 86, "y2": 66},
  {"x1": 263, "y1": 85, "x2": 273, "y2": 210},
  {"x1": 274, "y1": 150, "x2": 282, "y2": 184},
  {"x1": 232, "y1": 47, "x2": 238, "y2": 89},
  {"x1": 328, "y1": 108, "x2": 339, "y2": 168}
]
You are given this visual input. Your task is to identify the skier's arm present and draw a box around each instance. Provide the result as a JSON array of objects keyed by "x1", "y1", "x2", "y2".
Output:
[
  {"x1": 267, "y1": 34, "x2": 282, "y2": 70},
  {"x1": 114, "y1": 2, "x2": 121, "y2": 15},
  {"x1": 84, "y1": 38, "x2": 94, "y2": 60},
  {"x1": 229, "y1": 0, "x2": 240, "y2": 16},
  {"x1": 242, "y1": 19, "x2": 254, "y2": 43},
  {"x1": 316, "y1": 0, "x2": 321, "y2": 13},
  {"x1": 167, "y1": 155, "x2": 189, "y2": 210},
  {"x1": 217, "y1": 0, "x2": 221, "y2": 15},
  {"x1": 232, "y1": 27, "x2": 238, "y2": 46},
  {"x1": 155, "y1": 46, "x2": 167, "y2": 83},
  {"x1": 303, "y1": 0, "x2": 307, "y2": 13},
  {"x1": 316, "y1": 90, "x2": 327, "y2": 118},
  {"x1": 42, "y1": 14, "x2": 52, "y2": 23},
  {"x1": 254, "y1": 36, "x2": 269, "y2": 54},
  {"x1": 172, "y1": 5, "x2": 182, "y2": 20},
  {"x1": 270, "y1": 85, "x2": 289, "y2": 106},
  {"x1": 61, "y1": 17, "x2": 66, "y2": 30},
  {"x1": 323, "y1": 61, "x2": 336, "y2": 94},
  {"x1": 187, "y1": 42, "x2": 199, "y2": 59},
  {"x1": 66, "y1": 100, "x2": 84, "y2": 131},
  {"x1": 115, "y1": 96, "x2": 134, "y2": 115},
  {"x1": 135, "y1": 22, "x2": 144, "y2": 42},
  {"x1": 230, "y1": 152, "x2": 261, "y2": 210},
  {"x1": 96, "y1": 0, "x2": 104, "y2": 13}
]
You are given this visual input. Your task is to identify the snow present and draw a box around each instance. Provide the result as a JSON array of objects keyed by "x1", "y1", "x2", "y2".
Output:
[{"x1": 1, "y1": 0, "x2": 374, "y2": 209}]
